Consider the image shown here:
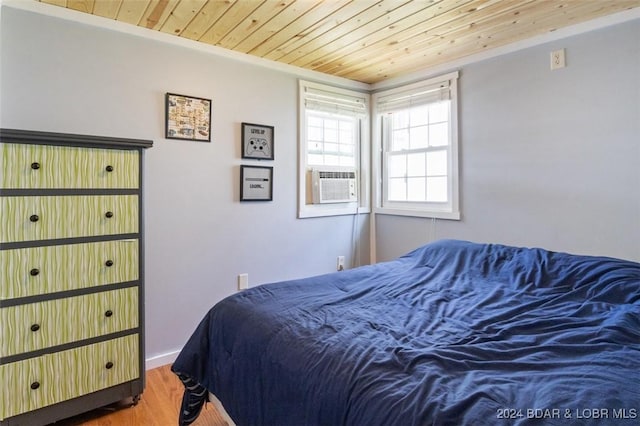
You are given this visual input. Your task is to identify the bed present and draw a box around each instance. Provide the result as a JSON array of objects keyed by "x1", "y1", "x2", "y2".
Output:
[{"x1": 172, "y1": 239, "x2": 640, "y2": 425}]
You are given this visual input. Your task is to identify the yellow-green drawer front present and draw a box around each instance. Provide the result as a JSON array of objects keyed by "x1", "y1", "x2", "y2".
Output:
[
  {"x1": 0, "y1": 143, "x2": 139, "y2": 189},
  {"x1": 0, "y1": 287, "x2": 138, "y2": 357},
  {"x1": 0, "y1": 334, "x2": 139, "y2": 419},
  {"x1": 0, "y1": 240, "x2": 139, "y2": 300},
  {"x1": 0, "y1": 195, "x2": 138, "y2": 243}
]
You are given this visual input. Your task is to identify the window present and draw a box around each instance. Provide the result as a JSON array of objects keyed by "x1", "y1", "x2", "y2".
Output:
[
  {"x1": 374, "y1": 72, "x2": 459, "y2": 219},
  {"x1": 306, "y1": 112, "x2": 357, "y2": 168},
  {"x1": 299, "y1": 80, "x2": 369, "y2": 218}
]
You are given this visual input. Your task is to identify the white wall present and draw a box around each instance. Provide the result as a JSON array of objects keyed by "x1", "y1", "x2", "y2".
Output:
[
  {"x1": 0, "y1": 5, "x2": 370, "y2": 365},
  {"x1": 375, "y1": 19, "x2": 640, "y2": 263}
]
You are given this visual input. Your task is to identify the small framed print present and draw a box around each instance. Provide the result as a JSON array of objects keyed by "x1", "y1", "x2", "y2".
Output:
[
  {"x1": 165, "y1": 93, "x2": 211, "y2": 142},
  {"x1": 240, "y1": 165, "x2": 273, "y2": 201},
  {"x1": 242, "y1": 122, "x2": 274, "y2": 160}
]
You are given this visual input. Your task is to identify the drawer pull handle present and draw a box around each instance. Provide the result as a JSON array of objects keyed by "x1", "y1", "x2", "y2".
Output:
[
  {"x1": 105, "y1": 310, "x2": 113, "y2": 318},
  {"x1": 31, "y1": 324, "x2": 40, "y2": 332},
  {"x1": 30, "y1": 268, "x2": 40, "y2": 276},
  {"x1": 30, "y1": 382, "x2": 40, "y2": 390},
  {"x1": 106, "y1": 165, "x2": 114, "y2": 172},
  {"x1": 30, "y1": 214, "x2": 39, "y2": 222},
  {"x1": 105, "y1": 362, "x2": 114, "y2": 370},
  {"x1": 105, "y1": 211, "x2": 114, "y2": 219},
  {"x1": 31, "y1": 162, "x2": 41, "y2": 170},
  {"x1": 105, "y1": 260, "x2": 114, "y2": 267}
]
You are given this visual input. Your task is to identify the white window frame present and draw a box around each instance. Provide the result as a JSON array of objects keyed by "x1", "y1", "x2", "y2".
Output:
[
  {"x1": 372, "y1": 71, "x2": 460, "y2": 220},
  {"x1": 298, "y1": 80, "x2": 370, "y2": 219}
]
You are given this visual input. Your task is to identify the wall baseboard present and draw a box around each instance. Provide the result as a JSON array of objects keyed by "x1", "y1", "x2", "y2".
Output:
[{"x1": 145, "y1": 350, "x2": 180, "y2": 371}]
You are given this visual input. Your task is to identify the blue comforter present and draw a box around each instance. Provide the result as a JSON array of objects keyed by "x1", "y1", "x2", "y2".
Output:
[{"x1": 172, "y1": 240, "x2": 640, "y2": 425}]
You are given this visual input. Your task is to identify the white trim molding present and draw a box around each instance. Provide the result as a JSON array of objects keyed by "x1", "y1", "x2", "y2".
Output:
[{"x1": 145, "y1": 349, "x2": 180, "y2": 370}]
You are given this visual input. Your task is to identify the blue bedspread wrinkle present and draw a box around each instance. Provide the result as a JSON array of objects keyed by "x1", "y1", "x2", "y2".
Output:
[{"x1": 172, "y1": 240, "x2": 640, "y2": 425}]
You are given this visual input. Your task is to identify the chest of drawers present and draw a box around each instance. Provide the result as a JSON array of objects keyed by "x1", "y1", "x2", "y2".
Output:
[{"x1": 0, "y1": 129, "x2": 152, "y2": 426}]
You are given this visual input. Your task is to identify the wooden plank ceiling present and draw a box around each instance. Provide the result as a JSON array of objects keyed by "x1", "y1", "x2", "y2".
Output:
[{"x1": 39, "y1": 0, "x2": 640, "y2": 84}]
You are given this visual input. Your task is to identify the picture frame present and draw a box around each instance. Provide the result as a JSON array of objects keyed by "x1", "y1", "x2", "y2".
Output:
[
  {"x1": 165, "y1": 93, "x2": 211, "y2": 142},
  {"x1": 240, "y1": 165, "x2": 273, "y2": 202},
  {"x1": 241, "y1": 122, "x2": 274, "y2": 160}
]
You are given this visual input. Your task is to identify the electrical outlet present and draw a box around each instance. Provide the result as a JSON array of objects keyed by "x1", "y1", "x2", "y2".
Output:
[
  {"x1": 238, "y1": 273, "x2": 249, "y2": 291},
  {"x1": 337, "y1": 256, "x2": 345, "y2": 271},
  {"x1": 550, "y1": 48, "x2": 566, "y2": 70}
]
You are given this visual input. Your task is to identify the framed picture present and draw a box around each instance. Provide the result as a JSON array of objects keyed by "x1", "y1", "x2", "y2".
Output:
[
  {"x1": 240, "y1": 165, "x2": 273, "y2": 201},
  {"x1": 242, "y1": 122, "x2": 274, "y2": 160},
  {"x1": 165, "y1": 93, "x2": 211, "y2": 142}
]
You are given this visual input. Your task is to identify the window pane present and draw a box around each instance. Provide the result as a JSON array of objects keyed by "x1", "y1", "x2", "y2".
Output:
[
  {"x1": 426, "y1": 177, "x2": 447, "y2": 202},
  {"x1": 308, "y1": 115, "x2": 323, "y2": 127},
  {"x1": 324, "y1": 119, "x2": 338, "y2": 129},
  {"x1": 308, "y1": 154, "x2": 323, "y2": 165},
  {"x1": 407, "y1": 177, "x2": 426, "y2": 201},
  {"x1": 392, "y1": 111, "x2": 409, "y2": 129},
  {"x1": 308, "y1": 141, "x2": 322, "y2": 152},
  {"x1": 340, "y1": 144, "x2": 354, "y2": 154},
  {"x1": 388, "y1": 177, "x2": 406, "y2": 201},
  {"x1": 410, "y1": 104, "x2": 429, "y2": 126},
  {"x1": 339, "y1": 156, "x2": 356, "y2": 167},
  {"x1": 407, "y1": 152, "x2": 425, "y2": 177},
  {"x1": 429, "y1": 122, "x2": 449, "y2": 147},
  {"x1": 426, "y1": 150, "x2": 447, "y2": 176},
  {"x1": 324, "y1": 155, "x2": 341, "y2": 166},
  {"x1": 308, "y1": 126, "x2": 323, "y2": 142},
  {"x1": 324, "y1": 127, "x2": 338, "y2": 142},
  {"x1": 392, "y1": 129, "x2": 409, "y2": 151},
  {"x1": 324, "y1": 143, "x2": 339, "y2": 154},
  {"x1": 409, "y1": 126, "x2": 428, "y2": 149},
  {"x1": 388, "y1": 154, "x2": 406, "y2": 178},
  {"x1": 429, "y1": 101, "x2": 449, "y2": 123},
  {"x1": 322, "y1": 118, "x2": 338, "y2": 143},
  {"x1": 339, "y1": 130, "x2": 353, "y2": 143}
]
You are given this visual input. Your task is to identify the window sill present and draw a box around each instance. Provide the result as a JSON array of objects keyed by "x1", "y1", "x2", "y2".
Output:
[
  {"x1": 373, "y1": 206, "x2": 460, "y2": 220},
  {"x1": 298, "y1": 204, "x2": 370, "y2": 219}
]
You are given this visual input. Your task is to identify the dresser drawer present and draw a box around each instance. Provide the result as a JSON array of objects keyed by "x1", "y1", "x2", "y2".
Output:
[
  {"x1": 0, "y1": 334, "x2": 139, "y2": 419},
  {"x1": 0, "y1": 143, "x2": 139, "y2": 189},
  {"x1": 1, "y1": 287, "x2": 138, "y2": 358},
  {"x1": 0, "y1": 240, "x2": 139, "y2": 300},
  {"x1": 0, "y1": 195, "x2": 138, "y2": 243}
]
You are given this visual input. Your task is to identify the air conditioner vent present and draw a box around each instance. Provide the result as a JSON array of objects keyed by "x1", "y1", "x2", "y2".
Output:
[{"x1": 318, "y1": 171, "x2": 355, "y2": 179}]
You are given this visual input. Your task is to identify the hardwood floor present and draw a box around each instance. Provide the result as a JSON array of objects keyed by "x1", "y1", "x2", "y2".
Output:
[{"x1": 49, "y1": 365, "x2": 228, "y2": 426}]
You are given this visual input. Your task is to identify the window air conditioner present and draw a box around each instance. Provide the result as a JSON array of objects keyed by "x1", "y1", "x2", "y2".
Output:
[{"x1": 311, "y1": 167, "x2": 357, "y2": 204}]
